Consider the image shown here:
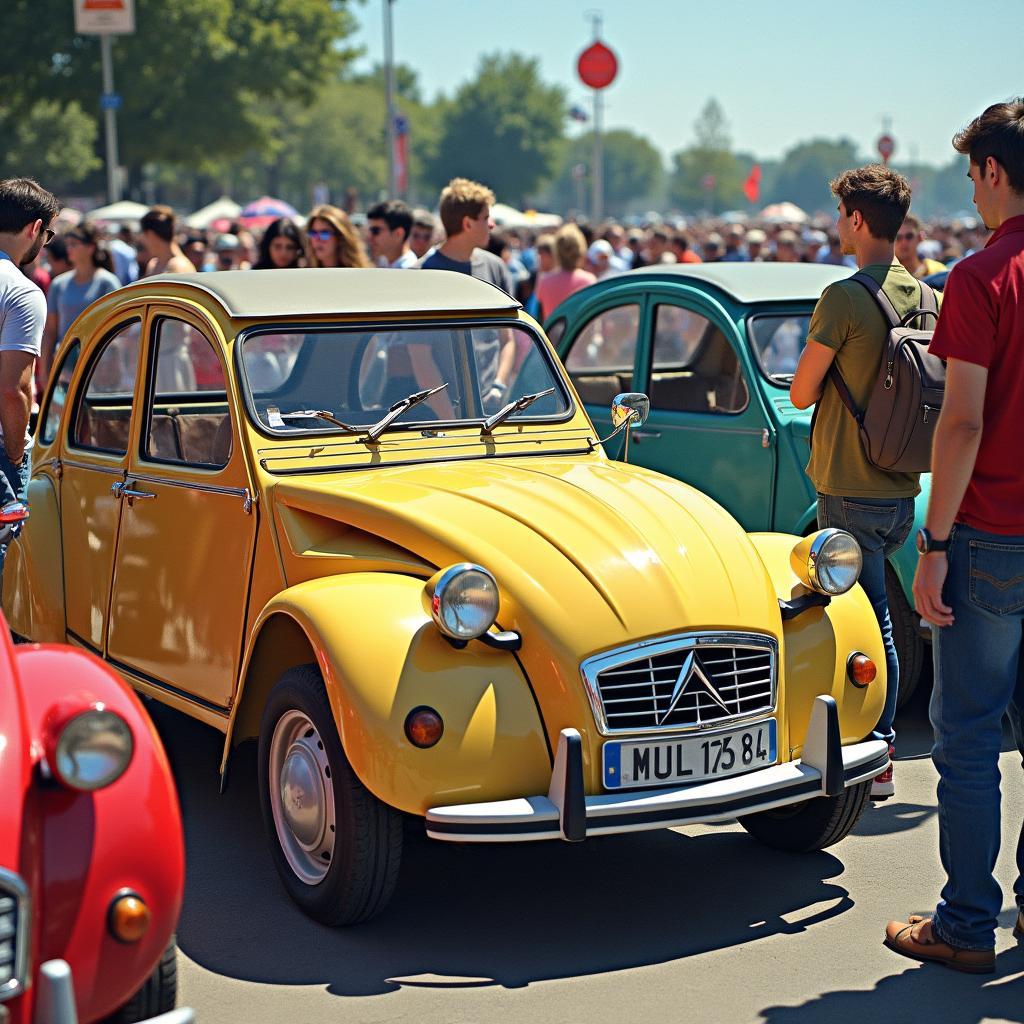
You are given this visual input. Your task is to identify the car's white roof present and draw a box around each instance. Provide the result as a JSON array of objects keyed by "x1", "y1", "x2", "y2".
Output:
[
  {"x1": 119, "y1": 267, "x2": 521, "y2": 318},
  {"x1": 627, "y1": 262, "x2": 852, "y2": 303}
]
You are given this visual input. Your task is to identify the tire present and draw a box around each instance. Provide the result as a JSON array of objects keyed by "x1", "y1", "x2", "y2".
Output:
[
  {"x1": 101, "y1": 938, "x2": 177, "y2": 1023},
  {"x1": 738, "y1": 780, "x2": 871, "y2": 852},
  {"x1": 886, "y1": 563, "x2": 925, "y2": 710},
  {"x1": 258, "y1": 664, "x2": 402, "y2": 926}
]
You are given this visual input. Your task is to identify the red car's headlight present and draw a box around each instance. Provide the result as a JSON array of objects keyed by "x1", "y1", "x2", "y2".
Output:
[{"x1": 52, "y1": 707, "x2": 134, "y2": 791}]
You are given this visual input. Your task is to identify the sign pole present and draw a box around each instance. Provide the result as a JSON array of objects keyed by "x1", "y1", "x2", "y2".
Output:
[
  {"x1": 384, "y1": 0, "x2": 397, "y2": 197},
  {"x1": 100, "y1": 33, "x2": 122, "y2": 203},
  {"x1": 593, "y1": 88, "x2": 603, "y2": 224},
  {"x1": 576, "y1": 16, "x2": 617, "y2": 225}
]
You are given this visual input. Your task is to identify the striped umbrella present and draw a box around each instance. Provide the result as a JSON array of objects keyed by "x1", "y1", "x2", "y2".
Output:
[{"x1": 239, "y1": 196, "x2": 300, "y2": 230}]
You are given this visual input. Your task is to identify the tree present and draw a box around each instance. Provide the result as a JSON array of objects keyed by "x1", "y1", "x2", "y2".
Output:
[
  {"x1": 0, "y1": 100, "x2": 100, "y2": 188},
  {"x1": 424, "y1": 54, "x2": 566, "y2": 204},
  {"x1": 3, "y1": 0, "x2": 357, "y2": 186},
  {"x1": 767, "y1": 138, "x2": 861, "y2": 214},
  {"x1": 667, "y1": 98, "x2": 744, "y2": 213},
  {"x1": 541, "y1": 129, "x2": 664, "y2": 218}
]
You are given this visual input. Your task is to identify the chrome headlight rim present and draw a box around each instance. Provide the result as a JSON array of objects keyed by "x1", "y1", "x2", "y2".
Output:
[
  {"x1": 426, "y1": 562, "x2": 500, "y2": 641},
  {"x1": 806, "y1": 528, "x2": 863, "y2": 596},
  {"x1": 53, "y1": 707, "x2": 134, "y2": 792}
]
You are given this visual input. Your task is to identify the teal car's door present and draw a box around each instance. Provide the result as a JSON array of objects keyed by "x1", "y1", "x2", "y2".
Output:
[
  {"x1": 628, "y1": 297, "x2": 777, "y2": 531},
  {"x1": 560, "y1": 297, "x2": 644, "y2": 443}
]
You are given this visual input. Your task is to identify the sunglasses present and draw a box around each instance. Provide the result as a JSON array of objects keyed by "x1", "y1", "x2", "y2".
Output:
[
  {"x1": 42, "y1": 227, "x2": 55, "y2": 244},
  {"x1": 307, "y1": 229, "x2": 335, "y2": 242},
  {"x1": 367, "y1": 225, "x2": 385, "y2": 236},
  {"x1": 897, "y1": 231, "x2": 918, "y2": 241}
]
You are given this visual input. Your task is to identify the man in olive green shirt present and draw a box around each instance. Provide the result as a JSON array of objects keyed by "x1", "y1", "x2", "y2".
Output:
[{"x1": 792, "y1": 165, "x2": 938, "y2": 799}]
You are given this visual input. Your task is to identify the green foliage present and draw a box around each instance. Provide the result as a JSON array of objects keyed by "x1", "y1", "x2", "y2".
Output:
[
  {"x1": 668, "y1": 99, "x2": 744, "y2": 213},
  {"x1": 425, "y1": 54, "x2": 566, "y2": 205},
  {"x1": 766, "y1": 138, "x2": 861, "y2": 213},
  {"x1": 0, "y1": 100, "x2": 100, "y2": 187},
  {"x1": 542, "y1": 129, "x2": 664, "y2": 218}
]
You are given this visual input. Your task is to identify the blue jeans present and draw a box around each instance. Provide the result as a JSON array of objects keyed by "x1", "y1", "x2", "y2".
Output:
[
  {"x1": 0, "y1": 447, "x2": 30, "y2": 603},
  {"x1": 817, "y1": 494, "x2": 915, "y2": 747},
  {"x1": 929, "y1": 524, "x2": 1024, "y2": 951}
]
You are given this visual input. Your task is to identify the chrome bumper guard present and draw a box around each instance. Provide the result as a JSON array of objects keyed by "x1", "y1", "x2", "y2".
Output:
[
  {"x1": 34, "y1": 960, "x2": 195, "y2": 1024},
  {"x1": 426, "y1": 696, "x2": 888, "y2": 843}
]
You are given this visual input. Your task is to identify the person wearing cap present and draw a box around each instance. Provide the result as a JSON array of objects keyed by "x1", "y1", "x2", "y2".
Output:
[
  {"x1": 534, "y1": 223, "x2": 596, "y2": 320},
  {"x1": 722, "y1": 225, "x2": 749, "y2": 262},
  {"x1": 213, "y1": 233, "x2": 241, "y2": 271},
  {"x1": 587, "y1": 239, "x2": 620, "y2": 281},
  {"x1": 745, "y1": 229, "x2": 767, "y2": 261},
  {"x1": 801, "y1": 228, "x2": 828, "y2": 262},
  {"x1": 702, "y1": 232, "x2": 724, "y2": 262},
  {"x1": 773, "y1": 229, "x2": 800, "y2": 262}
]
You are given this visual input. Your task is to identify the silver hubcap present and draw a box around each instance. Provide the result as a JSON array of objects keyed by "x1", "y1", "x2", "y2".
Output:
[{"x1": 268, "y1": 710, "x2": 336, "y2": 885}]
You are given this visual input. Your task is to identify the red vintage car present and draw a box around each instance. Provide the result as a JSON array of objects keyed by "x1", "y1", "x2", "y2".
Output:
[{"x1": 0, "y1": 511, "x2": 188, "y2": 1024}]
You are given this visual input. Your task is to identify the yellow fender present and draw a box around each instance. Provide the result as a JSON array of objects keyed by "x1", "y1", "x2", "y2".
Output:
[
  {"x1": 225, "y1": 572, "x2": 553, "y2": 815},
  {"x1": 3, "y1": 475, "x2": 65, "y2": 642},
  {"x1": 747, "y1": 533, "x2": 887, "y2": 757}
]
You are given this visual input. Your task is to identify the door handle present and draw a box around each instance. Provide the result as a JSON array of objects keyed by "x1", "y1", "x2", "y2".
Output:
[
  {"x1": 122, "y1": 487, "x2": 156, "y2": 507},
  {"x1": 630, "y1": 429, "x2": 661, "y2": 441},
  {"x1": 111, "y1": 481, "x2": 125, "y2": 499}
]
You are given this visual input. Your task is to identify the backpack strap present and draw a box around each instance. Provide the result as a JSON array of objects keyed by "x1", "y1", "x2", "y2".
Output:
[
  {"x1": 850, "y1": 271, "x2": 903, "y2": 327},
  {"x1": 826, "y1": 364, "x2": 864, "y2": 426}
]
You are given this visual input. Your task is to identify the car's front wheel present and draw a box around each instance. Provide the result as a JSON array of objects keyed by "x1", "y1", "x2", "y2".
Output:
[
  {"x1": 258, "y1": 664, "x2": 402, "y2": 925},
  {"x1": 737, "y1": 781, "x2": 870, "y2": 852}
]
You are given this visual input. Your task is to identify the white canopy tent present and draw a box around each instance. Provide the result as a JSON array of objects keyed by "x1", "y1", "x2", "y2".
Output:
[
  {"x1": 84, "y1": 200, "x2": 150, "y2": 225},
  {"x1": 490, "y1": 202, "x2": 562, "y2": 230},
  {"x1": 760, "y1": 202, "x2": 809, "y2": 224},
  {"x1": 185, "y1": 197, "x2": 242, "y2": 229}
]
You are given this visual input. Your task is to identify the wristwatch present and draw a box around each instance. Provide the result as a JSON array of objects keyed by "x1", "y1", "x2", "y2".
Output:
[{"x1": 916, "y1": 527, "x2": 950, "y2": 555}]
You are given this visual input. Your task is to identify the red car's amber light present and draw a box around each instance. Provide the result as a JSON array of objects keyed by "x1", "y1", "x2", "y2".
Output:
[{"x1": 108, "y1": 890, "x2": 151, "y2": 943}]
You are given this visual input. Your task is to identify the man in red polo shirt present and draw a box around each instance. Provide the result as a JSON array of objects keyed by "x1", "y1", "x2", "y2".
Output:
[{"x1": 884, "y1": 99, "x2": 1024, "y2": 973}]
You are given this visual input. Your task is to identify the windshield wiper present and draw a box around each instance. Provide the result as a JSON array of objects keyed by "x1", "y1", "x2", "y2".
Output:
[
  {"x1": 363, "y1": 382, "x2": 449, "y2": 442},
  {"x1": 271, "y1": 408, "x2": 363, "y2": 433},
  {"x1": 481, "y1": 388, "x2": 556, "y2": 436}
]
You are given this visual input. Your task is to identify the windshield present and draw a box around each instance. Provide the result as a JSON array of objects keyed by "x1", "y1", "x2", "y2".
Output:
[
  {"x1": 240, "y1": 323, "x2": 572, "y2": 434},
  {"x1": 748, "y1": 314, "x2": 812, "y2": 382}
]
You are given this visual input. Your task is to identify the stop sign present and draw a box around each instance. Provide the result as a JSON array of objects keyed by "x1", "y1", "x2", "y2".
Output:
[
  {"x1": 877, "y1": 134, "x2": 895, "y2": 163},
  {"x1": 577, "y1": 42, "x2": 618, "y2": 90}
]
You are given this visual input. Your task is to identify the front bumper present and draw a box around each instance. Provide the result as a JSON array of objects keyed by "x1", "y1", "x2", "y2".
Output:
[{"x1": 426, "y1": 695, "x2": 888, "y2": 843}]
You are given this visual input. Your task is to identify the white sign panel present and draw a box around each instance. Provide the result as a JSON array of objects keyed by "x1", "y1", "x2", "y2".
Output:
[{"x1": 74, "y1": 0, "x2": 135, "y2": 35}]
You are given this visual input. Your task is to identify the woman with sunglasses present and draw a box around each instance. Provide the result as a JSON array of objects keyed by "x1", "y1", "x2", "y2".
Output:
[
  {"x1": 253, "y1": 218, "x2": 305, "y2": 270},
  {"x1": 41, "y1": 223, "x2": 120, "y2": 381},
  {"x1": 304, "y1": 205, "x2": 371, "y2": 269}
]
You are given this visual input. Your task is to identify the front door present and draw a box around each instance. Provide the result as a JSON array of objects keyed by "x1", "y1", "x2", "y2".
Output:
[
  {"x1": 105, "y1": 311, "x2": 257, "y2": 710},
  {"x1": 60, "y1": 317, "x2": 143, "y2": 651},
  {"x1": 629, "y1": 300, "x2": 777, "y2": 531}
]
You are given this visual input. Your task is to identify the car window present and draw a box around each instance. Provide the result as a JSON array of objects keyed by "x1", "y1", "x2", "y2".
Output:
[
  {"x1": 240, "y1": 323, "x2": 571, "y2": 432},
  {"x1": 546, "y1": 318, "x2": 566, "y2": 346},
  {"x1": 748, "y1": 314, "x2": 811, "y2": 380},
  {"x1": 39, "y1": 340, "x2": 80, "y2": 444},
  {"x1": 648, "y1": 304, "x2": 748, "y2": 414},
  {"x1": 72, "y1": 319, "x2": 141, "y2": 454},
  {"x1": 563, "y1": 303, "x2": 640, "y2": 405},
  {"x1": 145, "y1": 317, "x2": 232, "y2": 468}
]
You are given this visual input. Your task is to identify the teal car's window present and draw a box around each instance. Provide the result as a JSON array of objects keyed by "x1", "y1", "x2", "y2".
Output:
[
  {"x1": 40, "y1": 339, "x2": 80, "y2": 444},
  {"x1": 563, "y1": 303, "x2": 639, "y2": 405},
  {"x1": 748, "y1": 314, "x2": 811, "y2": 380},
  {"x1": 648, "y1": 305, "x2": 748, "y2": 414},
  {"x1": 72, "y1": 319, "x2": 141, "y2": 454},
  {"x1": 546, "y1": 318, "x2": 566, "y2": 346},
  {"x1": 240, "y1": 323, "x2": 571, "y2": 432},
  {"x1": 144, "y1": 318, "x2": 232, "y2": 468}
]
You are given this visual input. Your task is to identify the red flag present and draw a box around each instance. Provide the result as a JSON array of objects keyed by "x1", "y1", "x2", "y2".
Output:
[{"x1": 743, "y1": 164, "x2": 762, "y2": 204}]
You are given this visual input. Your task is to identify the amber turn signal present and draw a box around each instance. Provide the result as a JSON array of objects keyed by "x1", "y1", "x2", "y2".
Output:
[
  {"x1": 405, "y1": 707, "x2": 444, "y2": 748},
  {"x1": 847, "y1": 653, "x2": 877, "y2": 687},
  {"x1": 108, "y1": 891, "x2": 151, "y2": 943}
]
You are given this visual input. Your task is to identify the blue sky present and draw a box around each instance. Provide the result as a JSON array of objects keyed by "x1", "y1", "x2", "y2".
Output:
[{"x1": 350, "y1": 0, "x2": 1021, "y2": 168}]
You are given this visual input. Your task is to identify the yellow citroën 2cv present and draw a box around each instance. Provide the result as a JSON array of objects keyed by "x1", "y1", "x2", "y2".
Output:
[{"x1": 6, "y1": 268, "x2": 888, "y2": 924}]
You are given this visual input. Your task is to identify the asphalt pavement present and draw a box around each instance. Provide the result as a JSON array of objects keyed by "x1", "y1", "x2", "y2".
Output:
[{"x1": 154, "y1": 671, "x2": 1024, "y2": 1024}]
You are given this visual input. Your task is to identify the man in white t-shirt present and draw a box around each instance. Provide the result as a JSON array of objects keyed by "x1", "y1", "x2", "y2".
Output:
[{"x1": 0, "y1": 177, "x2": 61, "y2": 591}]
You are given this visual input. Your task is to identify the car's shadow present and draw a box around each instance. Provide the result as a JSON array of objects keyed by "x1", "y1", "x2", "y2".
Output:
[{"x1": 152, "y1": 704, "x2": 858, "y2": 996}]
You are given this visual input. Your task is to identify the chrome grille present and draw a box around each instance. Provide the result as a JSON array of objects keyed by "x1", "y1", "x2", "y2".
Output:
[
  {"x1": 0, "y1": 870, "x2": 29, "y2": 1002},
  {"x1": 582, "y1": 632, "x2": 777, "y2": 734}
]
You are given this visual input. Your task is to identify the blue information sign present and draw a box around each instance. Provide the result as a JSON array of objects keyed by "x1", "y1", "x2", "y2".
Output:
[{"x1": 100, "y1": 93, "x2": 122, "y2": 111}]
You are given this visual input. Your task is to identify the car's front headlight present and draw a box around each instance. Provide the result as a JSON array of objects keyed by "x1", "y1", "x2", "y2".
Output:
[
  {"x1": 424, "y1": 563, "x2": 500, "y2": 641},
  {"x1": 790, "y1": 528, "x2": 863, "y2": 596},
  {"x1": 53, "y1": 707, "x2": 134, "y2": 791}
]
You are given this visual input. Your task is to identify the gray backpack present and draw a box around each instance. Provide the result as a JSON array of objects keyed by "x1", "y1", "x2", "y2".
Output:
[{"x1": 826, "y1": 273, "x2": 942, "y2": 474}]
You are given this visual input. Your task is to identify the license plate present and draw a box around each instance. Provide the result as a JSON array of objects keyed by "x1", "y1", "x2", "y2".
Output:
[{"x1": 602, "y1": 720, "x2": 777, "y2": 790}]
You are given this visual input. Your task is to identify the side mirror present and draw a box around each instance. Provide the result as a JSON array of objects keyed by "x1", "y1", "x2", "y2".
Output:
[
  {"x1": 610, "y1": 393, "x2": 650, "y2": 429},
  {"x1": 0, "y1": 500, "x2": 29, "y2": 525}
]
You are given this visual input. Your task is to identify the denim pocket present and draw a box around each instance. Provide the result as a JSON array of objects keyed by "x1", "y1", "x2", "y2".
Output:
[
  {"x1": 840, "y1": 499, "x2": 897, "y2": 536},
  {"x1": 968, "y1": 539, "x2": 1024, "y2": 614}
]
